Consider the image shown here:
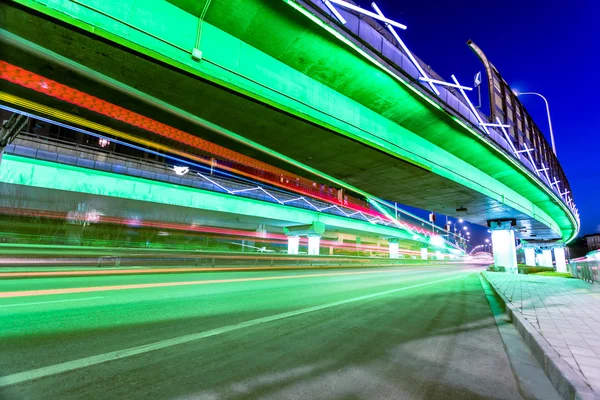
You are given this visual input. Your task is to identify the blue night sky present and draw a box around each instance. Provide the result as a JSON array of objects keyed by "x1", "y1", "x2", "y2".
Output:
[{"x1": 371, "y1": 0, "x2": 599, "y2": 241}]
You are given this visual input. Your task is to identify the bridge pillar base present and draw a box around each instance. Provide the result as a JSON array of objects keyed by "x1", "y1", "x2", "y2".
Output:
[
  {"x1": 388, "y1": 238, "x2": 399, "y2": 259},
  {"x1": 554, "y1": 246, "x2": 567, "y2": 273},
  {"x1": 420, "y1": 248, "x2": 428, "y2": 260},
  {"x1": 489, "y1": 220, "x2": 517, "y2": 274},
  {"x1": 524, "y1": 247, "x2": 536, "y2": 266},
  {"x1": 307, "y1": 235, "x2": 320, "y2": 256},
  {"x1": 287, "y1": 236, "x2": 299, "y2": 255},
  {"x1": 542, "y1": 249, "x2": 553, "y2": 268}
]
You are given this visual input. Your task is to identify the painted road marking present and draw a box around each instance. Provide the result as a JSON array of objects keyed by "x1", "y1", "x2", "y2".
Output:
[
  {"x1": 0, "y1": 264, "x2": 433, "y2": 278},
  {"x1": 0, "y1": 273, "x2": 466, "y2": 388},
  {"x1": 0, "y1": 297, "x2": 104, "y2": 309},
  {"x1": 0, "y1": 268, "x2": 448, "y2": 299}
]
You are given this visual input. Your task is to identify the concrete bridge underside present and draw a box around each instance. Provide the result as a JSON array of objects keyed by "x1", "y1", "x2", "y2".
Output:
[{"x1": 0, "y1": 0, "x2": 577, "y2": 242}]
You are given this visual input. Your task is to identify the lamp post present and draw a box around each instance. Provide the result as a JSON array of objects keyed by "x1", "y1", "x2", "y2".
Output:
[{"x1": 514, "y1": 91, "x2": 556, "y2": 156}]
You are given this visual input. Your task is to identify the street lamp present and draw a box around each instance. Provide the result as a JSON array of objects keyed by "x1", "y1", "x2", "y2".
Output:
[
  {"x1": 514, "y1": 91, "x2": 556, "y2": 156},
  {"x1": 458, "y1": 218, "x2": 464, "y2": 223}
]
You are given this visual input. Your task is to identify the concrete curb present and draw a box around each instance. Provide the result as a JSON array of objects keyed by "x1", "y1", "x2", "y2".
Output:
[{"x1": 481, "y1": 272, "x2": 596, "y2": 400}]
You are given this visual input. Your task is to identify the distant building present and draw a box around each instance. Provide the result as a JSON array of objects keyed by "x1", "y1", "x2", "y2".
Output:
[{"x1": 584, "y1": 233, "x2": 600, "y2": 251}]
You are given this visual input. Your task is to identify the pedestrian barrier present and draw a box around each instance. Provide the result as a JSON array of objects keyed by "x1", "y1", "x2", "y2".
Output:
[{"x1": 569, "y1": 261, "x2": 599, "y2": 283}]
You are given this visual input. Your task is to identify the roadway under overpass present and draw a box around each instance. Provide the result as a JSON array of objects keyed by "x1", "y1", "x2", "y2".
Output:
[{"x1": 0, "y1": 0, "x2": 579, "y2": 265}]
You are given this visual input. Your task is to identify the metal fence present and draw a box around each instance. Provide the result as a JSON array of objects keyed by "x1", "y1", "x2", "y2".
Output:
[{"x1": 569, "y1": 261, "x2": 600, "y2": 283}]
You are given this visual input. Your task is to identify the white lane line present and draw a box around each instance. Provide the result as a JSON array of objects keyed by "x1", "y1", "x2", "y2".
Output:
[
  {"x1": 0, "y1": 297, "x2": 104, "y2": 309},
  {"x1": 0, "y1": 273, "x2": 466, "y2": 388}
]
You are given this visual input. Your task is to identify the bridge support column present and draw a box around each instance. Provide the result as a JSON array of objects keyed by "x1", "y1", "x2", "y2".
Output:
[
  {"x1": 489, "y1": 220, "x2": 517, "y2": 274},
  {"x1": 541, "y1": 248, "x2": 553, "y2": 268},
  {"x1": 284, "y1": 222, "x2": 325, "y2": 256},
  {"x1": 287, "y1": 236, "x2": 299, "y2": 255},
  {"x1": 388, "y1": 238, "x2": 399, "y2": 259},
  {"x1": 554, "y1": 246, "x2": 567, "y2": 273},
  {"x1": 524, "y1": 247, "x2": 536, "y2": 266},
  {"x1": 308, "y1": 235, "x2": 320, "y2": 256},
  {"x1": 421, "y1": 248, "x2": 428, "y2": 260},
  {"x1": 436, "y1": 251, "x2": 443, "y2": 261},
  {"x1": 536, "y1": 253, "x2": 544, "y2": 266}
]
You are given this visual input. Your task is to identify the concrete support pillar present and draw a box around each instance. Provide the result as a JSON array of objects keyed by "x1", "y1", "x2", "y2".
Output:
[
  {"x1": 256, "y1": 224, "x2": 267, "y2": 238},
  {"x1": 307, "y1": 235, "x2": 320, "y2": 256},
  {"x1": 554, "y1": 247, "x2": 567, "y2": 273},
  {"x1": 287, "y1": 236, "x2": 299, "y2": 255},
  {"x1": 524, "y1": 247, "x2": 536, "y2": 266},
  {"x1": 421, "y1": 248, "x2": 428, "y2": 260},
  {"x1": 542, "y1": 249, "x2": 553, "y2": 268},
  {"x1": 436, "y1": 251, "x2": 443, "y2": 260},
  {"x1": 490, "y1": 222, "x2": 517, "y2": 274},
  {"x1": 388, "y1": 238, "x2": 399, "y2": 259},
  {"x1": 536, "y1": 253, "x2": 543, "y2": 267}
]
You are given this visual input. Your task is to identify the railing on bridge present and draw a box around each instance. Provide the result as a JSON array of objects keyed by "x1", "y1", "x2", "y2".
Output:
[
  {"x1": 4, "y1": 132, "x2": 446, "y2": 238},
  {"x1": 303, "y1": 0, "x2": 576, "y2": 221}
]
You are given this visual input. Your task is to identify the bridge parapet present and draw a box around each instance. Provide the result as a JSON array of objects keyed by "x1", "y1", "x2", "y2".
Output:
[{"x1": 300, "y1": 0, "x2": 577, "y2": 224}]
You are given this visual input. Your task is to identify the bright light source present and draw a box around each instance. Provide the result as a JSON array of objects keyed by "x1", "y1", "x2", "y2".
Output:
[
  {"x1": 463, "y1": 226, "x2": 468, "y2": 230},
  {"x1": 485, "y1": 239, "x2": 490, "y2": 243},
  {"x1": 173, "y1": 166, "x2": 190, "y2": 176},
  {"x1": 458, "y1": 218, "x2": 464, "y2": 223},
  {"x1": 430, "y1": 235, "x2": 445, "y2": 247},
  {"x1": 98, "y1": 138, "x2": 110, "y2": 148},
  {"x1": 466, "y1": 232, "x2": 471, "y2": 235}
]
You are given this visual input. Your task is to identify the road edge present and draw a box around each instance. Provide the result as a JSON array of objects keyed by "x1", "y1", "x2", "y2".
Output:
[{"x1": 480, "y1": 272, "x2": 595, "y2": 400}]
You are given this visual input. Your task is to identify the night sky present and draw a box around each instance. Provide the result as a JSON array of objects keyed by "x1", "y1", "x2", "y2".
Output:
[{"x1": 369, "y1": 0, "x2": 599, "y2": 243}]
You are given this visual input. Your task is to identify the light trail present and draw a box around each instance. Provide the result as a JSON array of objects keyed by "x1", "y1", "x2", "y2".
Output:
[
  {"x1": 0, "y1": 207, "x2": 424, "y2": 255},
  {"x1": 0, "y1": 62, "x2": 435, "y2": 237},
  {"x1": 0, "y1": 268, "x2": 441, "y2": 298}
]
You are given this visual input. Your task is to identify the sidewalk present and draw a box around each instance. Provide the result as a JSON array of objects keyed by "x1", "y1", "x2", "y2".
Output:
[{"x1": 483, "y1": 272, "x2": 600, "y2": 398}]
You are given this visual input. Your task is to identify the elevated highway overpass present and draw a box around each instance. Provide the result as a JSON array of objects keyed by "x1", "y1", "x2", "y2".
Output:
[
  {"x1": 0, "y1": 153, "x2": 460, "y2": 257},
  {"x1": 0, "y1": 0, "x2": 579, "y2": 269}
]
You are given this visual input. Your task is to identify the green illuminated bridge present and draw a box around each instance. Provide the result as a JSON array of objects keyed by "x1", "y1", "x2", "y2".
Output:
[{"x1": 0, "y1": 0, "x2": 579, "y2": 264}]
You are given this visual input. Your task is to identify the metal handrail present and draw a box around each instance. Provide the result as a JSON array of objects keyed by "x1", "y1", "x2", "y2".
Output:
[
  {"x1": 5, "y1": 135, "x2": 439, "y2": 236},
  {"x1": 304, "y1": 0, "x2": 574, "y2": 216},
  {"x1": 569, "y1": 260, "x2": 599, "y2": 284}
]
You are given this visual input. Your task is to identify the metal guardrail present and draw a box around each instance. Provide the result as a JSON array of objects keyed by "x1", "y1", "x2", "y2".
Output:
[
  {"x1": 569, "y1": 261, "x2": 599, "y2": 283},
  {"x1": 4, "y1": 135, "x2": 379, "y2": 221},
  {"x1": 4, "y1": 133, "x2": 450, "y2": 239}
]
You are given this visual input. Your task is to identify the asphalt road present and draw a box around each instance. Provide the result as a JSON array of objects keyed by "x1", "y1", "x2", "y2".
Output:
[{"x1": 0, "y1": 264, "x2": 526, "y2": 400}]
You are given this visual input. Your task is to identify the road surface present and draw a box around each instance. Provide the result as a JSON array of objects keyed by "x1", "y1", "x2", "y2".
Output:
[{"x1": 1, "y1": 264, "x2": 528, "y2": 399}]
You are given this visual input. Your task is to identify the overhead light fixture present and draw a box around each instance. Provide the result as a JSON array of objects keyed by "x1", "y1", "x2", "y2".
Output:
[{"x1": 173, "y1": 166, "x2": 190, "y2": 176}]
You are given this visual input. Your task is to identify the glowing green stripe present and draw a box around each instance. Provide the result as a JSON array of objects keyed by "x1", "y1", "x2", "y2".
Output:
[{"x1": 0, "y1": 155, "x2": 424, "y2": 242}]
